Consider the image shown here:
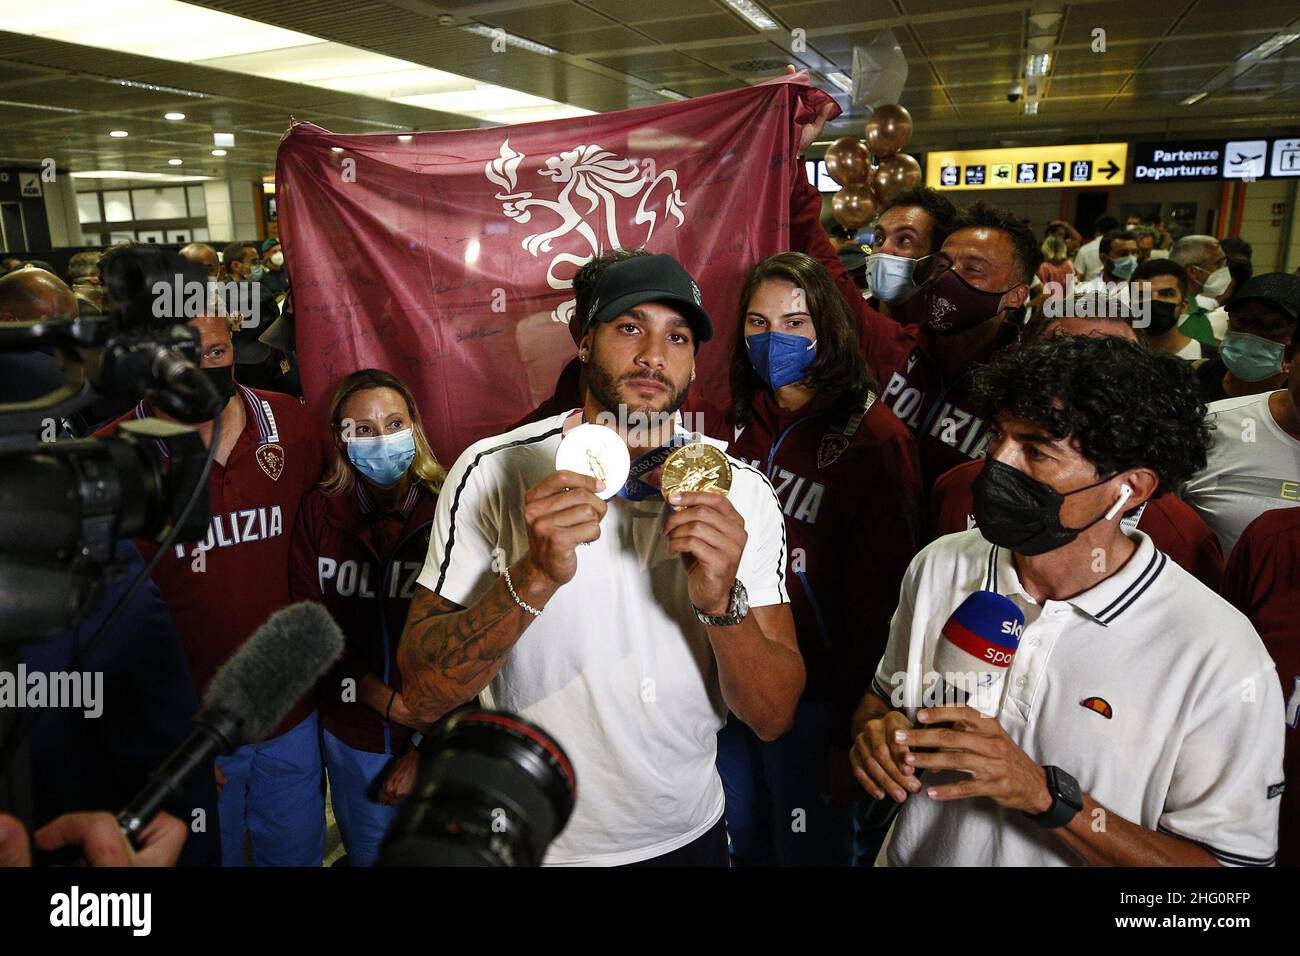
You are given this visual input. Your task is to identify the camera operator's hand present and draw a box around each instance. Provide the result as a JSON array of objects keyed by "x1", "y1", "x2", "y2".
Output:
[
  {"x1": 522, "y1": 470, "x2": 606, "y2": 590},
  {"x1": 0, "y1": 811, "x2": 186, "y2": 867},
  {"x1": 378, "y1": 747, "x2": 420, "y2": 806}
]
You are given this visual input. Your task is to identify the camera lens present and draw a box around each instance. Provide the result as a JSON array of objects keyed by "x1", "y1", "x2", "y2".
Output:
[{"x1": 379, "y1": 709, "x2": 576, "y2": 867}]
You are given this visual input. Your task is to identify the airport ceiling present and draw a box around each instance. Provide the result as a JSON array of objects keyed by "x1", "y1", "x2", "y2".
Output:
[{"x1": 1, "y1": 0, "x2": 1298, "y2": 187}]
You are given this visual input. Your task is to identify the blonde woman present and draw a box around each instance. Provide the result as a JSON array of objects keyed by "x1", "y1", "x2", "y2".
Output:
[{"x1": 289, "y1": 369, "x2": 445, "y2": 866}]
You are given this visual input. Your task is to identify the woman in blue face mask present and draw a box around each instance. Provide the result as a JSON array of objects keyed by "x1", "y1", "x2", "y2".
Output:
[
  {"x1": 288, "y1": 369, "x2": 446, "y2": 866},
  {"x1": 708, "y1": 252, "x2": 925, "y2": 866}
]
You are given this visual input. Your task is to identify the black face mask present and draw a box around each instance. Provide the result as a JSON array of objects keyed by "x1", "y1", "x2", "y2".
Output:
[
  {"x1": 200, "y1": 364, "x2": 237, "y2": 403},
  {"x1": 971, "y1": 458, "x2": 1118, "y2": 556},
  {"x1": 1146, "y1": 300, "x2": 1180, "y2": 336}
]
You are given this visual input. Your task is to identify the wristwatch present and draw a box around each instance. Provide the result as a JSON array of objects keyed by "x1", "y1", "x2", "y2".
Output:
[
  {"x1": 1027, "y1": 765, "x2": 1083, "y2": 828},
  {"x1": 694, "y1": 579, "x2": 749, "y2": 627}
]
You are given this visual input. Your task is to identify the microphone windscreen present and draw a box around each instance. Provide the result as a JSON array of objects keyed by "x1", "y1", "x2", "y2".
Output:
[
  {"x1": 934, "y1": 591, "x2": 1025, "y2": 679},
  {"x1": 202, "y1": 601, "x2": 344, "y2": 743}
]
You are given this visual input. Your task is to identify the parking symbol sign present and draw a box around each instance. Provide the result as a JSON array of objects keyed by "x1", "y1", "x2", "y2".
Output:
[
  {"x1": 1017, "y1": 163, "x2": 1038, "y2": 183},
  {"x1": 940, "y1": 165, "x2": 959, "y2": 186},
  {"x1": 1043, "y1": 161, "x2": 1065, "y2": 183},
  {"x1": 1070, "y1": 161, "x2": 1092, "y2": 182}
]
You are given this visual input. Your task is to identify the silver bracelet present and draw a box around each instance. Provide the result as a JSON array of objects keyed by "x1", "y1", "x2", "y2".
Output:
[{"x1": 502, "y1": 564, "x2": 542, "y2": 617}]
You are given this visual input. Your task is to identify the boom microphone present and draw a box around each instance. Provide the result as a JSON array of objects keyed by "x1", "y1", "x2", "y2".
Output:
[
  {"x1": 858, "y1": 591, "x2": 1025, "y2": 834},
  {"x1": 116, "y1": 602, "x2": 344, "y2": 847}
]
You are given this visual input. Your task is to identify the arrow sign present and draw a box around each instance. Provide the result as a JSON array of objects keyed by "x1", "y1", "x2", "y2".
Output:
[{"x1": 1101, "y1": 160, "x2": 1120, "y2": 180}]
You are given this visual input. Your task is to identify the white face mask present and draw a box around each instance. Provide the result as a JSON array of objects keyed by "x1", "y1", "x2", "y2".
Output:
[
  {"x1": 1198, "y1": 264, "x2": 1230, "y2": 297},
  {"x1": 866, "y1": 252, "x2": 928, "y2": 304},
  {"x1": 269, "y1": 251, "x2": 285, "y2": 268}
]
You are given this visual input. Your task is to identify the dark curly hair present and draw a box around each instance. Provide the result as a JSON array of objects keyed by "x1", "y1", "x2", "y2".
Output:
[
  {"x1": 972, "y1": 335, "x2": 1212, "y2": 495},
  {"x1": 729, "y1": 251, "x2": 876, "y2": 426}
]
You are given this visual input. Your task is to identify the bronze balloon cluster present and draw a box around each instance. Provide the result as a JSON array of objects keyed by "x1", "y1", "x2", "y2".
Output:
[{"x1": 823, "y1": 103, "x2": 919, "y2": 232}]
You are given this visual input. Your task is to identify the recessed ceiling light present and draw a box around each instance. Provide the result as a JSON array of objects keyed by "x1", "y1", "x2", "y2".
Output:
[
  {"x1": 1180, "y1": 91, "x2": 1208, "y2": 106},
  {"x1": 164, "y1": 111, "x2": 185, "y2": 121},
  {"x1": 168, "y1": 158, "x2": 183, "y2": 165},
  {"x1": 656, "y1": 88, "x2": 687, "y2": 101},
  {"x1": 460, "y1": 24, "x2": 556, "y2": 55},
  {"x1": 213, "y1": 132, "x2": 235, "y2": 147},
  {"x1": 70, "y1": 169, "x2": 216, "y2": 183},
  {"x1": 1241, "y1": 33, "x2": 1300, "y2": 61},
  {"x1": 722, "y1": 0, "x2": 779, "y2": 31},
  {"x1": 331, "y1": 146, "x2": 344, "y2": 153},
  {"x1": 397, "y1": 134, "x2": 413, "y2": 141},
  {"x1": 109, "y1": 129, "x2": 129, "y2": 137},
  {"x1": 210, "y1": 148, "x2": 227, "y2": 156}
]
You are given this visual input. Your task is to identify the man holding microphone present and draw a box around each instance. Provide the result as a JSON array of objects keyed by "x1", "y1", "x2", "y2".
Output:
[
  {"x1": 852, "y1": 335, "x2": 1283, "y2": 866},
  {"x1": 398, "y1": 254, "x2": 802, "y2": 866}
]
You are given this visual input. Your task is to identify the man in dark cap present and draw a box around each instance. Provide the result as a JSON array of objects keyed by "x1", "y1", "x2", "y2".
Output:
[
  {"x1": 259, "y1": 237, "x2": 289, "y2": 299},
  {"x1": 399, "y1": 253, "x2": 802, "y2": 866},
  {"x1": 1196, "y1": 272, "x2": 1300, "y2": 403}
]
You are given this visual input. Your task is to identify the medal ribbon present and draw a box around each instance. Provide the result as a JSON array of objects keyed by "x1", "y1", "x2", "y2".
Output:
[{"x1": 618, "y1": 434, "x2": 691, "y2": 501}]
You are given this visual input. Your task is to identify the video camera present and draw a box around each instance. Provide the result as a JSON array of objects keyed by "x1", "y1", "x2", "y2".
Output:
[{"x1": 0, "y1": 310, "x2": 221, "y2": 641}]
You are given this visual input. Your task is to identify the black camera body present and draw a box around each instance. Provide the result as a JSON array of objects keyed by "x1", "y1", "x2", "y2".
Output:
[{"x1": 0, "y1": 314, "x2": 217, "y2": 640}]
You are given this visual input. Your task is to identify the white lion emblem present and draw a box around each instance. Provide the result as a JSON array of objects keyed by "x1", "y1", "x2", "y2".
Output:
[{"x1": 485, "y1": 139, "x2": 687, "y2": 324}]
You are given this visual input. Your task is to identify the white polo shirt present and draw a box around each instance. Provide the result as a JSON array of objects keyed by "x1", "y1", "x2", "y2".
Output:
[
  {"x1": 1183, "y1": 391, "x2": 1300, "y2": 557},
  {"x1": 1074, "y1": 237, "x2": 1102, "y2": 281},
  {"x1": 872, "y1": 528, "x2": 1283, "y2": 867},
  {"x1": 417, "y1": 411, "x2": 789, "y2": 866}
]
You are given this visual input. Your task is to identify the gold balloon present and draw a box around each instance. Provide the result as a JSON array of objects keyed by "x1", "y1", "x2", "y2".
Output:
[
  {"x1": 871, "y1": 153, "x2": 922, "y2": 204},
  {"x1": 864, "y1": 103, "x2": 913, "y2": 158},
  {"x1": 823, "y1": 136, "x2": 872, "y2": 187},
  {"x1": 831, "y1": 185, "x2": 879, "y2": 231}
]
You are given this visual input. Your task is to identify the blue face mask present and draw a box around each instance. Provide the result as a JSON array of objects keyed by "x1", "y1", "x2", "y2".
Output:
[
  {"x1": 745, "y1": 331, "x2": 817, "y2": 389},
  {"x1": 1221, "y1": 331, "x2": 1287, "y2": 382},
  {"x1": 347, "y1": 428, "x2": 416, "y2": 489}
]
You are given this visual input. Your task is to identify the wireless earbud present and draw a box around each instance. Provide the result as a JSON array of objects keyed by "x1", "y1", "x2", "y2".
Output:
[{"x1": 1104, "y1": 483, "x2": 1134, "y2": 521}]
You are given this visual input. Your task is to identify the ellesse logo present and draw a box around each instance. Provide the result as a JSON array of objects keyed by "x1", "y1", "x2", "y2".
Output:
[{"x1": 1080, "y1": 696, "x2": 1112, "y2": 719}]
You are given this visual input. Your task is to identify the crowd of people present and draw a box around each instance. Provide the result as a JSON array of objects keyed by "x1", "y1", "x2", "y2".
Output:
[{"x1": 0, "y1": 114, "x2": 1297, "y2": 869}]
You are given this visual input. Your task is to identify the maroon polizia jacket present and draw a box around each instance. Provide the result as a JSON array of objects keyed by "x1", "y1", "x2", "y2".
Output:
[
  {"x1": 929, "y1": 457, "x2": 1226, "y2": 591},
  {"x1": 289, "y1": 481, "x2": 438, "y2": 754},
  {"x1": 790, "y1": 171, "x2": 1017, "y2": 491},
  {"x1": 699, "y1": 388, "x2": 924, "y2": 745},
  {"x1": 98, "y1": 384, "x2": 326, "y2": 738},
  {"x1": 1222, "y1": 506, "x2": 1300, "y2": 867}
]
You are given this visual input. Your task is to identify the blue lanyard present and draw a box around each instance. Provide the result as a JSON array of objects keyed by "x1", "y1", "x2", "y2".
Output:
[{"x1": 619, "y1": 434, "x2": 692, "y2": 501}]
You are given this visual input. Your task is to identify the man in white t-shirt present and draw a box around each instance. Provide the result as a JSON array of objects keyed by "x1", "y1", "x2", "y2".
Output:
[
  {"x1": 398, "y1": 253, "x2": 802, "y2": 866},
  {"x1": 850, "y1": 335, "x2": 1282, "y2": 866},
  {"x1": 1183, "y1": 345, "x2": 1300, "y2": 555},
  {"x1": 1072, "y1": 214, "x2": 1119, "y2": 282}
]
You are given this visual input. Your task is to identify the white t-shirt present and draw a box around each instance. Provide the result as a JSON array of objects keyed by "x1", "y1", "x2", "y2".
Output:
[
  {"x1": 1183, "y1": 391, "x2": 1300, "y2": 556},
  {"x1": 1073, "y1": 237, "x2": 1102, "y2": 281},
  {"x1": 416, "y1": 411, "x2": 789, "y2": 866},
  {"x1": 1172, "y1": 336, "x2": 1203, "y2": 361},
  {"x1": 873, "y1": 529, "x2": 1283, "y2": 867}
]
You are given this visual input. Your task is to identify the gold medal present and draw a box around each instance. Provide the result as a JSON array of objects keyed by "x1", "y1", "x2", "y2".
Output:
[{"x1": 660, "y1": 442, "x2": 731, "y2": 509}]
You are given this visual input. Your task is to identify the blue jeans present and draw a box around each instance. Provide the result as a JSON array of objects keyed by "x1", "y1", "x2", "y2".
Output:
[
  {"x1": 321, "y1": 729, "x2": 401, "y2": 867},
  {"x1": 215, "y1": 711, "x2": 324, "y2": 866},
  {"x1": 716, "y1": 701, "x2": 853, "y2": 866}
]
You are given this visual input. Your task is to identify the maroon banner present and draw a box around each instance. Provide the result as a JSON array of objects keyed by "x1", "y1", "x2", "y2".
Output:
[{"x1": 276, "y1": 73, "x2": 836, "y2": 462}]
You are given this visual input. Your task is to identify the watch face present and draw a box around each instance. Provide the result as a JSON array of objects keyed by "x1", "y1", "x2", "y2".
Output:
[
  {"x1": 1053, "y1": 767, "x2": 1083, "y2": 810},
  {"x1": 732, "y1": 581, "x2": 749, "y2": 617}
]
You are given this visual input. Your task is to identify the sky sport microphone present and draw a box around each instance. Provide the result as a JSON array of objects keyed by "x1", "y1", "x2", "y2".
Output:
[
  {"x1": 932, "y1": 590, "x2": 1025, "y2": 717},
  {"x1": 116, "y1": 602, "x2": 344, "y2": 848},
  {"x1": 858, "y1": 591, "x2": 1025, "y2": 835}
]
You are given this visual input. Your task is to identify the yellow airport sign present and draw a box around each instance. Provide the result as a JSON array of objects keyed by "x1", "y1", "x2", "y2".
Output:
[{"x1": 926, "y1": 143, "x2": 1128, "y2": 190}]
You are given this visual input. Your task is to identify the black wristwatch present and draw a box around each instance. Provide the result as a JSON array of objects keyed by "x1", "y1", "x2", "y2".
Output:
[
  {"x1": 1027, "y1": 765, "x2": 1083, "y2": 828},
  {"x1": 694, "y1": 580, "x2": 749, "y2": 626}
]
